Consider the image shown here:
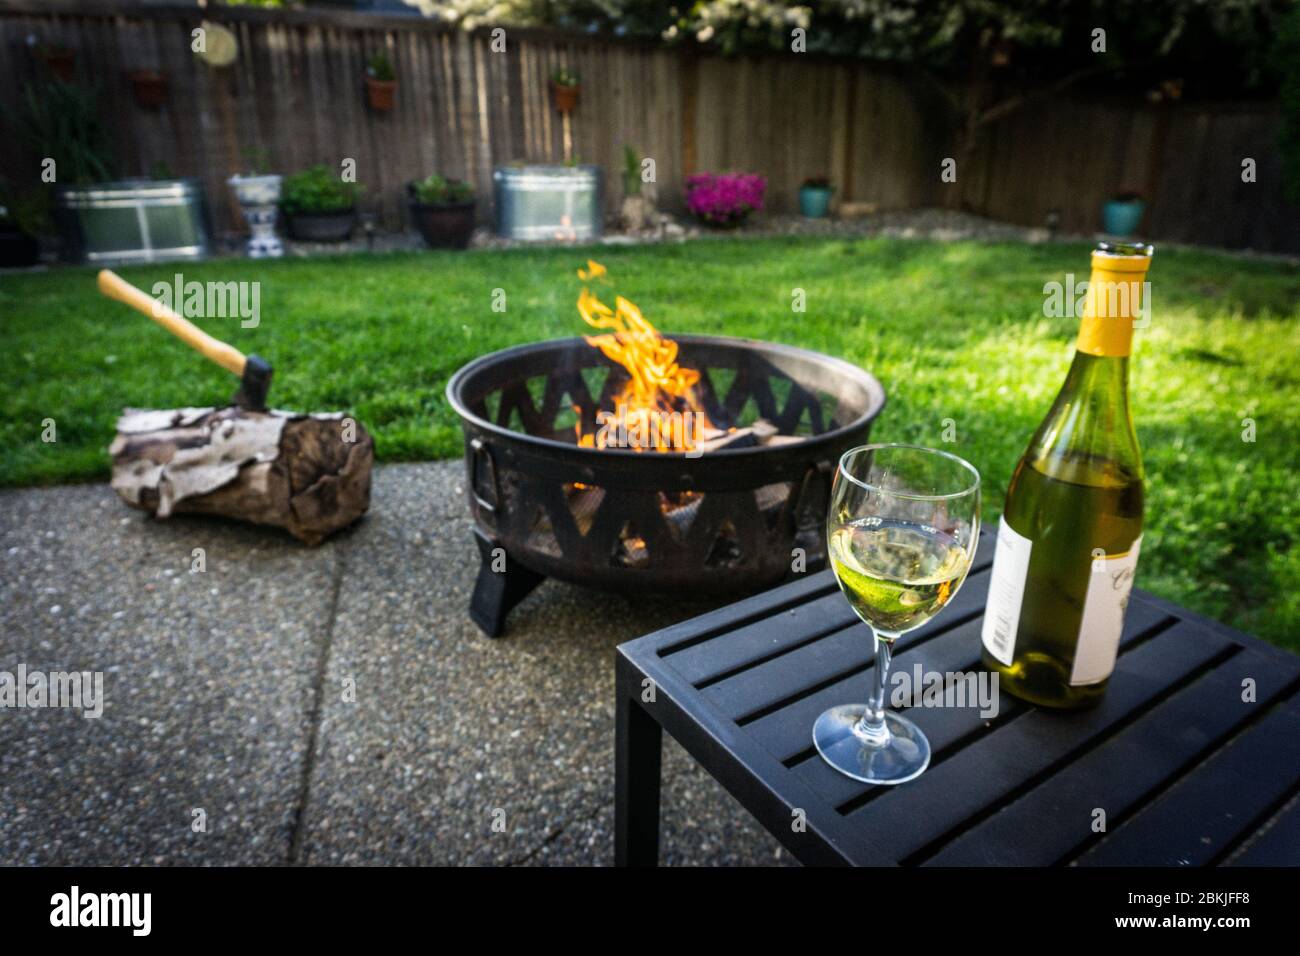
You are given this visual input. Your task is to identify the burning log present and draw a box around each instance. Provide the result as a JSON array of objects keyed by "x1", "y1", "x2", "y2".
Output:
[
  {"x1": 689, "y1": 426, "x2": 753, "y2": 453},
  {"x1": 564, "y1": 483, "x2": 605, "y2": 536},
  {"x1": 109, "y1": 406, "x2": 373, "y2": 545},
  {"x1": 690, "y1": 419, "x2": 791, "y2": 454}
]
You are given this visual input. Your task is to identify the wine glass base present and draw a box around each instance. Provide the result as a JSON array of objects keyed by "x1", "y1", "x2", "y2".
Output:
[{"x1": 812, "y1": 705, "x2": 931, "y2": 785}]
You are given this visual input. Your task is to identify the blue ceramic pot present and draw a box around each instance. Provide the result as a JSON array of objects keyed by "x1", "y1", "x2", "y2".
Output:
[
  {"x1": 799, "y1": 185, "x2": 833, "y2": 219},
  {"x1": 1102, "y1": 197, "x2": 1145, "y2": 236}
]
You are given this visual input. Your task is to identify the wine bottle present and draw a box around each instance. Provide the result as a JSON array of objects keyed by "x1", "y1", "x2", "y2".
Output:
[{"x1": 981, "y1": 241, "x2": 1153, "y2": 709}]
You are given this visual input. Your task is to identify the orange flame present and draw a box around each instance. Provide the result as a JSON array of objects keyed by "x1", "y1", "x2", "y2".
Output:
[{"x1": 575, "y1": 260, "x2": 713, "y2": 452}]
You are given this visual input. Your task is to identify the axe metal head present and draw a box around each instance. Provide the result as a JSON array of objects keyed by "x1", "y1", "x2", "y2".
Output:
[{"x1": 232, "y1": 354, "x2": 273, "y2": 412}]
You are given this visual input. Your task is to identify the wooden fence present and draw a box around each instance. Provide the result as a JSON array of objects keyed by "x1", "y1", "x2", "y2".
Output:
[{"x1": 1, "y1": 0, "x2": 1295, "y2": 253}]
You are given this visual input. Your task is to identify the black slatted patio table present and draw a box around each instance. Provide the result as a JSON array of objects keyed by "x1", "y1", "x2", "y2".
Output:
[{"x1": 614, "y1": 530, "x2": 1300, "y2": 866}]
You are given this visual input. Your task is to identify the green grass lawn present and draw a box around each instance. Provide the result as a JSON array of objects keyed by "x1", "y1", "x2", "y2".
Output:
[{"x1": 2, "y1": 236, "x2": 1297, "y2": 649}]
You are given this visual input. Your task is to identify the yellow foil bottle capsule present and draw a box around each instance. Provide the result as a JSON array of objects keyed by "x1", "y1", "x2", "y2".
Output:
[{"x1": 1076, "y1": 243, "x2": 1153, "y2": 357}]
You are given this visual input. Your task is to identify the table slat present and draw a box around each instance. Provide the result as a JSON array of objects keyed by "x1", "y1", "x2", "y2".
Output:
[
  {"x1": 1225, "y1": 796, "x2": 1300, "y2": 867},
  {"x1": 700, "y1": 565, "x2": 995, "y2": 722},
  {"x1": 786, "y1": 596, "x2": 1175, "y2": 810},
  {"x1": 1076, "y1": 696, "x2": 1300, "y2": 867},
  {"x1": 922, "y1": 648, "x2": 1300, "y2": 865},
  {"x1": 842, "y1": 621, "x2": 1232, "y2": 862}
]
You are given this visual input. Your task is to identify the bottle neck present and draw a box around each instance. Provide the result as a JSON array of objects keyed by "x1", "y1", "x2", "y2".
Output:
[
  {"x1": 1026, "y1": 350, "x2": 1140, "y2": 486},
  {"x1": 1022, "y1": 247, "x2": 1151, "y2": 487}
]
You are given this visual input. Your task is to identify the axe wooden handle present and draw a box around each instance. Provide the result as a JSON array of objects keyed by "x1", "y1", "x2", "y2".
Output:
[{"x1": 97, "y1": 269, "x2": 248, "y2": 377}]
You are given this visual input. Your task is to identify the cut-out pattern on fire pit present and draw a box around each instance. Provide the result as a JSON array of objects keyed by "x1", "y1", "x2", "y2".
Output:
[{"x1": 447, "y1": 335, "x2": 886, "y2": 632}]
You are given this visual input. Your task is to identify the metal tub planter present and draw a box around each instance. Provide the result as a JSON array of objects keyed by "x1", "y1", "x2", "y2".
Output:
[
  {"x1": 53, "y1": 178, "x2": 210, "y2": 265},
  {"x1": 493, "y1": 165, "x2": 602, "y2": 241}
]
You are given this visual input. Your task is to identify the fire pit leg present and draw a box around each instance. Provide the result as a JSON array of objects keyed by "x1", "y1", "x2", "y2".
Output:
[{"x1": 469, "y1": 527, "x2": 546, "y2": 637}]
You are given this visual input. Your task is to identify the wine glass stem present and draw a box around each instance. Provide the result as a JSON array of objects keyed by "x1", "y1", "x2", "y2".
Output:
[{"x1": 853, "y1": 634, "x2": 893, "y2": 746}]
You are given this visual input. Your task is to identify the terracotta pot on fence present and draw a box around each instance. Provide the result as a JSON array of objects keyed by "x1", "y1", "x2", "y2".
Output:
[
  {"x1": 365, "y1": 76, "x2": 397, "y2": 112},
  {"x1": 550, "y1": 82, "x2": 579, "y2": 113},
  {"x1": 130, "y1": 70, "x2": 169, "y2": 109}
]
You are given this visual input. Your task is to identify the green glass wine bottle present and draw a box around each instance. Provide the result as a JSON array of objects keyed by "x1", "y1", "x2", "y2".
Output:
[{"x1": 981, "y1": 241, "x2": 1153, "y2": 709}]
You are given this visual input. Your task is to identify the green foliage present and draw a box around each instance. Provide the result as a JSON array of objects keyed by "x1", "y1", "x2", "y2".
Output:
[
  {"x1": 0, "y1": 176, "x2": 49, "y2": 235},
  {"x1": 280, "y1": 164, "x2": 362, "y2": 214},
  {"x1": 413, "y1": 1, "x2": 1289, "y2": 98},
  {"x1": 242, "y1": 146, "x2": 271, "y2": 176},
  {"x1": 1, "y1": 238, "x2": 1297, "y2": 649},
  {"x1": 10, "y1": 81, "x2": 114, "y2": 186},
  {"x1": 366, "y1": 51, "x2": 396, "y2": 82},
  {"x1": 412, "y1": 173, "x2": 473, "y2": 205},
  {"x1": 1277, "y1": 4, "x2": 1300, "y2": 203},
  {"x1": 622, "y1": 146, "x2": 641, "y2": 197},
  {"x1": 551, "y1": 65, "x2": 580, "y2": 87}
]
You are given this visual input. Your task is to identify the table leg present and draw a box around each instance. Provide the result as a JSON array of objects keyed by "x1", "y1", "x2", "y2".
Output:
[{"x1": 615, "y1": 670, "x2": 662, "y2": 867}]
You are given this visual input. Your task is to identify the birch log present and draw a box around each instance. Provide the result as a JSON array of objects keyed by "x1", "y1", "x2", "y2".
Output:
[{"x1": 109, "y1": 406, "x2": 373, "y2": 545}]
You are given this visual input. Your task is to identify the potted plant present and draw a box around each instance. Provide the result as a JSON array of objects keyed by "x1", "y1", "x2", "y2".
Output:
[
  {"x1": 36, "y1": 42, "x2": 75, "y2": 82},
  {"x1": 1102, "y1": 191, "x2": 1145, "y2": 237},
  {"x1": 228, "y1": 148, "x2": 283, "y2": 258},
  {"x1": 129, "y1": 69, "x2": 169, "y2": 109},
  {"x1": 799, "y1": 175, "x2": 834, "y2": 219},
  {"x1": 550, "y1": 66, "x2": 580, "y2": 113},
  {"x1": 407, "y1": 173, "x2": 476, "y2": 249},
  {"x1": 13, "y1": 80, "x2": 210, "y2": 264},
  {"x1": 620, "y1": 145, "x2": 651, "y2": 233},
  {"x1": 685, "y1": 172, "x2": 766, "y2": 227},
  {"x1": 280, "y1": 164, "x2": 362, "y2": 242},
  {"x1": 365, "y1": 51, "x2": 397, "y2": 112}
]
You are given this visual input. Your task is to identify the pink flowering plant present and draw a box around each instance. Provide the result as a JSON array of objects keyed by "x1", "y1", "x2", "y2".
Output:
[{"x1": 685, "y1": 172, "x2": 766, "y2": 225}]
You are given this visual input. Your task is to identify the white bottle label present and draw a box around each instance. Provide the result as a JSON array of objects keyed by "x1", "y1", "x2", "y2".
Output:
[
  {"x1": 982, "y1": 517, "x2": 1033, "y2": 666},
  {"x1": 1071, "y1": 537, "x2": 1142, "y2": 685}
]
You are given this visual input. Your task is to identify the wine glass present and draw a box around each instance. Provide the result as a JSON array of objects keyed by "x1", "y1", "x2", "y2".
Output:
[{"x1": 813, "y1": 443, "x2": 981, "y2": 785}]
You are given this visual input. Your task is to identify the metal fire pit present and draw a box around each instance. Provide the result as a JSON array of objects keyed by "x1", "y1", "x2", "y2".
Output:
[{"x1": 446, "y1": 335, "x2": 886, "y2": 636}]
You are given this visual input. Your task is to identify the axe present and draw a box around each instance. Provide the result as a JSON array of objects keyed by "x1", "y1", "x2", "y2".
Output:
[
  {"x1": 97, "y1": 269, "x2": 373, "y2": 545},
  {"x1": 96, "y1": 269, "x2": 273, "y2": 411}
]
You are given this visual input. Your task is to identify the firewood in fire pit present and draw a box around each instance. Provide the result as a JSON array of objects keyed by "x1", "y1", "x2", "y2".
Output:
[
  {"x1": 691, "y1": 418, "x2": 792, "y2": 453},
  {"x1": 660, "y1": 491, "x2": 703, "y2": 536},
  {"x1": 752, "y1": 418, "x2": 779, "y2": 444},
  {"x1": 564, "y1": 483, "x2": 605, "y2": 535},
  {"x1": 693, "y1": 426, "x2": 757, "y2": 453}
]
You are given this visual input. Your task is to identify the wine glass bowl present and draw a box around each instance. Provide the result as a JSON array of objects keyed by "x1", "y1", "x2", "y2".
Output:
[{"x1": 814, "y1": 444, "x2": 981, "y2": 785}]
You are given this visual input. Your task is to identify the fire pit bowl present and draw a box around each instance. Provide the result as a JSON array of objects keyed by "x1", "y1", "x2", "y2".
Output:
[{"x1": 446, "y1": 334, "x2": 886, "y2": 636}]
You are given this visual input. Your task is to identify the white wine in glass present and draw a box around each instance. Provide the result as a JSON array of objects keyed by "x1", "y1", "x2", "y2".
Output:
[{"x1": 814, "y1": 444, "x2": 981, "y2": 785}]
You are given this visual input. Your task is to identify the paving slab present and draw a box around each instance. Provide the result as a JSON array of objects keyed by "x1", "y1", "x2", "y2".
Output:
[
  {"x1": 296, "y1": 462, "x2": 788, "y2": 865},
  {"x1": 0, "y1": 482, "x2": 339, "y2": 865},
  {"x1": 0, "y1": 462, "x2": 790, "y2": 866}
]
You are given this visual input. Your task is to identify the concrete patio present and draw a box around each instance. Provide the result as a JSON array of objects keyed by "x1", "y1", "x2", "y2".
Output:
[{"x1": 0, "y1": 462, "x2": 792, "y2": 866}]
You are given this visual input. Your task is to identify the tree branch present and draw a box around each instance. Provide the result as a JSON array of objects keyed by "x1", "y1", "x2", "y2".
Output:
[
  {"x1": 974, "y1": 60, "x2": 1146, "y2": 129},
  {"x1": 911, "y1": 64, "x2": 964, "y2": 118}
]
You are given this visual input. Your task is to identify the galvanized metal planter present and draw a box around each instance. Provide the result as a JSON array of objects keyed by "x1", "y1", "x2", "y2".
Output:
[
  {"x1": 493, "y1": 165, "x2": 602, "y2": 241},
  {"x1": 53, "y1": 178, "x2": 210, "y2": 265}
]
